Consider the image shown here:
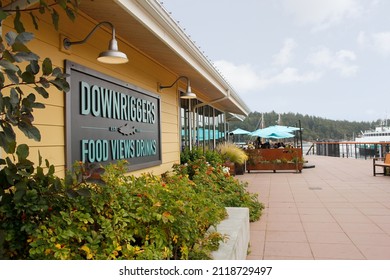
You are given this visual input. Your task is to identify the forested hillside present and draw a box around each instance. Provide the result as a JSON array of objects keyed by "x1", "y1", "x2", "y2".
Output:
[{"x1": 229, "y1": 111, "x2": 388, "y2": 141}]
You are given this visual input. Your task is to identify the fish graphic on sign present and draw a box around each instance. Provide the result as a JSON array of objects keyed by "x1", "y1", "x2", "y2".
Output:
[{"x1": 118, "y1": 123, "x2": 137, "y2": 136}]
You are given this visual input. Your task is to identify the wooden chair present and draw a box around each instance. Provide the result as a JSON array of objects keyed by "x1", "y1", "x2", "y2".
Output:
[{"x1": 373, "y1": 153, "x2": 390, "y2": 176}]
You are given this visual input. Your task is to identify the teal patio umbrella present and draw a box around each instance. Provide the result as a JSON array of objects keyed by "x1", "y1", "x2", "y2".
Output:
[
  {"x1": 230, "y1": 128, "x2": 250, "y2": 143},
  {"x1": 262, "y1": 125, "x2": 300, "y2": 133},
  {"x1": 250, "y1": 129, "x2": 295, "y2": 139},
  {"x1": 230, "y1": 128, "x2": 251, "y2": 135}
]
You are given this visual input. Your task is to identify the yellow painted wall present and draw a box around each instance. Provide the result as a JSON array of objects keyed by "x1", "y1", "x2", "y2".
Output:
[{"x1": 2, "y1": 9, "x2": 182, "y2": 177}]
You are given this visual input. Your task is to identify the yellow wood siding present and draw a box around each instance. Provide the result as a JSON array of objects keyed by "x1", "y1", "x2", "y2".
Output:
[{"x1": 2, "y1": 9, "x2": 181, "y2": 177}]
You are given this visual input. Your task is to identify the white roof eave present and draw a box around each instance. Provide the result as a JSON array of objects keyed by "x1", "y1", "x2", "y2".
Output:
[{"x1": 115, "y1": 0, "x2": 250, "y2": 116}]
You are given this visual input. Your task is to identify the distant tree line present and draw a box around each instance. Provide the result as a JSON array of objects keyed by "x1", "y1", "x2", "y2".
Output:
[{"x1": 229, "y1": 111, "x2": 389, "y2": 141}]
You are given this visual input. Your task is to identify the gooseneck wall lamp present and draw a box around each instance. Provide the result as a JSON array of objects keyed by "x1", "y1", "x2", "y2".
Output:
[
  {"x1": 159, "y1": 76, "x2": 197, "y2": 99},
  {"x1": 63, "y1": 21, "x2": 128, "y2": 64}
]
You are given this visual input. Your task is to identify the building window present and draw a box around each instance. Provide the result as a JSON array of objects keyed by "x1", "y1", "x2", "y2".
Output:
[
  {"x1": 180, "y1": 96, "x2": 227, "y2": 152},
  {"x1": 180, "y1": 98, "x2": 191, "y2": 151}
]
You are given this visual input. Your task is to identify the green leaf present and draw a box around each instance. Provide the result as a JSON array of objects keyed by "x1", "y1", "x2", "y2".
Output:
[
  {"x1": 14, "y1": 52, "x2": 40, "y2": 62},
  {"x1": 50, "y1": 78, "x2": 70, "y2": 92},
  {"x1": 76, "y1": 188, "x2": 91, "y2": 197},
  {"x1": 21, "y1": 71, "x2": 35, "y2": 83},
  {"x1": 0, "y1": 131, "x2": 16, "y2": 154},
  {"x1": 24, "y1": 92, "x2": 36, "y2": 105},
  {"x1": 9, "y1": 88, "x2": 19, "y2": 106},
  {"x1": 32, "y1": 102, "x2": 45, "y2": 109},
  {"x1": 58, "y1": 0, "x2": 67, "y2": 9},
  {"x1": 5, "y1": 31, "x2": 17, "y2": 46},
  {"x1": 65, "y1": 188, "x2": 78, "y2": 198},
  {"x1": 16, "y1": 144, "x2": 29, "y2": 161},
  {"x1": 28, "y1": 60, "x2": 40, "y2": 74},
  {"x1": 45, "y1": 159, "x2": 50, "y2": 169},
  {"x1": 48, "y1": 164, "x2": 55, "y2": 175},
  {"x1": 38, "y1": 150, "x2": 43, "y2": 166},
  {"x1": 15, "y1": 32, "x2": 34, "y2": 44},
  {"x1": 2, "y1": 50, "x2": 15, "y2": 63},
  {"x1": 12, "y1": 42, "x2": 31, "y2": 52},
  {"x1": 0, "y1": 10, "x2": 9, "y2": 22},
  {"x1": 51, "y1": 9, "x2": 59, "y2": 31},
  {"x1": 64, "y1": 174, "x2": 74, "y2": 187},
  {"x1": 0, "y1": 72, "x2": 4, "y2": 88},
  {"x1": 34, "y1": 86, "x2": 49, "y2": 98},
  {"x1": 0, "y1": 92, "x2": 3, "y2": 111},
  {"x1": 52, "y1": 67, "x2": 65, "y2": 77},
  {"x1": 29, "y1": 12, "x2": 39, "y2": 30},
  {"x1": 39, "y1": 77, "x2": 50, "y2": 88},
  {"x1": 21, "y1": 113, "x2": 34, "y2": 125},
  {"x1": 42, "y1": 58, "x2": 53, "y2": 75},
  {"x1": 17, "y1": 122, "x2": 41, "y2": 141},
  {"x1": 0, "y1": 122, "x2": 16, "y2": 142},
  {"x1": 14, "y1": 182, "x2": 27, "y2": 203},
  {"x1": 0, "y1": 59, "x2": 19, "y2": 71},
  {"x1": 13, "y1": 10, "x2": 25, "y2": 33},
  {"x1": 5, "y1": 157, "x2": 16, "y2": 171},
  {"x1": 66, "y1": 8, "x2": 76, "y2": 22},
  {"x1": 5, "y1": 70, "x2": 19, "y2": 84}
]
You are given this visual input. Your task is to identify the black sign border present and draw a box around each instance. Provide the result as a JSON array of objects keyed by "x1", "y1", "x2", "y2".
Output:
[{"x1": 65, "y1": 60, "x2": 162, "y2": 171}]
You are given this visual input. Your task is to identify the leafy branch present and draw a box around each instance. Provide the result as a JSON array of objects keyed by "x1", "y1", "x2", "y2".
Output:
[
  {"x1": 0, "y1": 0, "x2": 78, "y2": 154},
  {"x1": 0, "y1": 0, "x2": 79, "y2": 31}
]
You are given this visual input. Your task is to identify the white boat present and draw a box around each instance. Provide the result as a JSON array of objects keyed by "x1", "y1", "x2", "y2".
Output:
[{"x1": 355, "y1": 126, "x2": 390, "y2": 142}]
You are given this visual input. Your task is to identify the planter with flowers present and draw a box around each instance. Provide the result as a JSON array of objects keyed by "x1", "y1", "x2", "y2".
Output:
[
  {"x1": 216, "y1": 143, "x2": 248, "y2": 175},
  {"x1": 246, "y1": 148, "x2": 303, "y2": 173}
]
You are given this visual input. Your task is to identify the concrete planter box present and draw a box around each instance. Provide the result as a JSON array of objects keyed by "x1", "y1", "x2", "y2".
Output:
[{"x1": 209, "y1": 207, "x2": 250, "y2": 260}]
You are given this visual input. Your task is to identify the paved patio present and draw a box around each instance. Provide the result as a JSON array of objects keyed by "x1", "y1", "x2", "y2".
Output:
[{"x1": 243, "y1": 155, "x2": 390, "y2": 260}]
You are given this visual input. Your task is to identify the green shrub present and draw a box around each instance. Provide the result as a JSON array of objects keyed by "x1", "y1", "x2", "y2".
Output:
[
  {"x1": 1, "y1": 146, "x2": 263, "y2": 260},
  {"x1": 180, "y1": 147, "x2": 204, "y2": 164},
  {"x1": 0, "y1": 1, "x2": 260, "y2": 260},
  {"x1": 181, "y1": 147, "x2": 223, "y2": 166},
  {"x1": 0, "y1": 144, "x2": 67, "y2": 259},
  {"x1": 26, "y1": 161, "x2": 226, "y2": 260},
  {"x1": 173, "y1": 156, "x2": 264, "y2": 222}
]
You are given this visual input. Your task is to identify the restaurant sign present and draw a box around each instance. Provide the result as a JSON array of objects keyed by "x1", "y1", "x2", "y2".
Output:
[{"x1": 65, "y1": 61, "x2": 161, "y2": 171}]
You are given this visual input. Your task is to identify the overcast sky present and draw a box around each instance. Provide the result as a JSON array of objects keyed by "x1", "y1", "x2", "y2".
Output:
[{"x1": 161, "y1": 0, "x2": 390, "y2": 122}]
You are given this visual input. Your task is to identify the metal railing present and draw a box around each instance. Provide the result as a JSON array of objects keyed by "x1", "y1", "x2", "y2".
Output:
[{"x1": 306, "y1": 141, "x2": 390, "y2": 159}]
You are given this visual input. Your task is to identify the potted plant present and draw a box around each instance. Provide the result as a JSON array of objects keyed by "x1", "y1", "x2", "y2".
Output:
[
  {"x1": 245, "y1": 148, "x2": 304, "y2": 173},
  {"x1": 216, "y1": 143, "x2": 248, "y2": 175}
]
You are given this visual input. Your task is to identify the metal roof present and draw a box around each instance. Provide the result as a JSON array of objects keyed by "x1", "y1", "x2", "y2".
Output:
[{"x1": 78, "y1": 0, "x2": 250, "y2": 116}]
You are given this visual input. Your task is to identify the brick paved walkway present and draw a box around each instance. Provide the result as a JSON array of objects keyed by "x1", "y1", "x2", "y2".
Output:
[{"x1": 243, "y1": 155, "x2": 390, "y2": 260}]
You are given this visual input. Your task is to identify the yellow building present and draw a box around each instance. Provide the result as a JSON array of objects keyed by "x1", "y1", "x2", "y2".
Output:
[{"x1": 2, "y1": 0, "x2": 250, "y2": 176}]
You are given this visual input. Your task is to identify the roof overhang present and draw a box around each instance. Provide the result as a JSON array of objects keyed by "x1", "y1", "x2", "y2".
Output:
[{"x1": 77, "y1": 0, "x2": 250, "y2": 116}]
